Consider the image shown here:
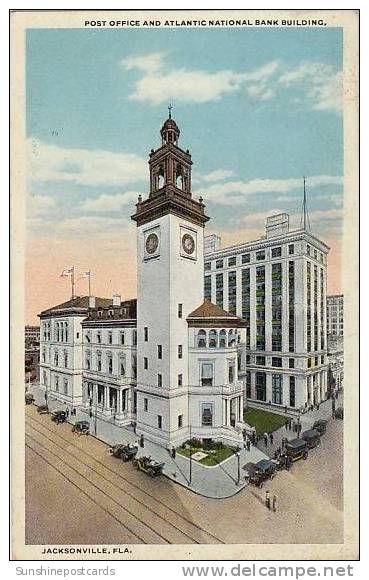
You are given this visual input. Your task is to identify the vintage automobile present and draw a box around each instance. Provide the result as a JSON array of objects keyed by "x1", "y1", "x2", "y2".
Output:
[
  {"x1": 255, "y1": 459, "x2": 277, "y2": 480},
  {"x1": 132, "y1": 456, "x2": 165, "y2": 477},
  {"x1": 72, "y1": 420, "x2": 90, "y2": 435},
  {"x1": 109, "y1": 443, "x2": 138, "y2": 462},
  {"x1": 275, "y1": 453, "x2": 293, "y2": 471},
  {"x1": 25, "y1": 392, "x2": 35, "y2": 405},
  {"x1": 51, "y1": 410, "x2": 67, "y2": 424},
  {"x1": 37, "y1": 404, "x2": 49, "y2": 414},
  {"x1": 285, "y1": 438, "x2": 308, "y2": 462},
  {"x1": 243, "y1": 461, "x2": 274, "y2": 487},
  {"x1": 301, "y1": 428, "x2": 321, "y2": 449},
  {"x1": 334, "y1": 407, "x2": 344, "y2": 419},
  {"x1": 312, "y1": 419, "x2": 328, "y2": 435}
]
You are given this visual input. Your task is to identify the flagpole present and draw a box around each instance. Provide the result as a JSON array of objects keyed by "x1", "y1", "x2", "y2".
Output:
[
  {"x1": 71, "y1": 266, "x2": 75, "y2": 299},
  {"x1": 88, "y1": 271, "x2": 91, "y2": 298}
]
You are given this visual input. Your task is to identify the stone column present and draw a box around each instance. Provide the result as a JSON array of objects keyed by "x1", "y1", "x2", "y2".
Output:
[
  {"x1": 104, "y1": 386, "x2": 109, "y2": 410},
  {"x1": 117, "y1": 389, "x2": 122, "y2": 414}
]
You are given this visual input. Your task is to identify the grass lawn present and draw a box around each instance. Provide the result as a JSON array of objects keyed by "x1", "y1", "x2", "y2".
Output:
[
  {"x1": 243, "y1": 408, "x2": 287, "y2": 436},
  {"x1": 177, "y1": 445, "x2": 236, "y2": 466}
]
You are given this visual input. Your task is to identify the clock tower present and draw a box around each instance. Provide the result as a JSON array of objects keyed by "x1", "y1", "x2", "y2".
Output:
[{"x1": 131, "y1": 111, "x2": 209, "y2": 446}]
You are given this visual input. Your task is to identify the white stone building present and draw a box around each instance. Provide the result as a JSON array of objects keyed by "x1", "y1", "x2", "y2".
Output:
[
  {"x1": 204, "y1": 213, "x2": 330, "y2": 410},
  {"x1": 327, "y1": 294, "x2": 344, "y2": 337}
]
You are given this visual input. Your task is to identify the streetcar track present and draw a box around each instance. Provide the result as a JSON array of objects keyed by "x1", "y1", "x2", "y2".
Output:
[
  {"x1": 26, "y1": 432, "x2": 172, "y2": 545},
  {"x1": 26, "y1": 412, "x2": 224, "y2": 544},
  {"x1": 26, "y1": 439, "x2": 145, "y2": 544}
]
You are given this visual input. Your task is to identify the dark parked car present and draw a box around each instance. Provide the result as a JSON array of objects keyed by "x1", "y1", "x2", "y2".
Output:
[
  {"x1": 37, "y1": 404, "x2": 49, "y2": 414},
  {"x1": 25, "y1": 393, "x2": 35, "y2": 405},
  {"x1": 334, "y1": 407, "x2": 344, "y2": 419},
  {"x1": 51, "y1": 410, "x2": 67, "y2": 424},
  {"x1": 72, "y1": 420, "x2": 90, "y2": 435},
  {"x1": 301, "y1": 428, "x2": 321, "y2": 449},
  {"x1": 285, "y1": 438, "x2": 308, "y2": 462},
  {"x1": 110, "y1": 443, "x2": 139, "y2": 462},
  {"x1": 255, "y1": 459, "x2": 277, "y2": 479},
  {"x1": 132, "y1": 456, "x2": 165, "y2": 477},
  {"x1": 312, "y1": 419, "x2": 328, "y2": 435}
]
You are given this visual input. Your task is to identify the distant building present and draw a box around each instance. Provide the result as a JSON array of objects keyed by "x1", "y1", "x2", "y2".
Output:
[
  {"x1": 204, "y1": 212, "x2": 330, "y2": 411},
  {"x1": 327, "y1": 294, "x2": 344, "y2": 337},
  {"x1": 25, "y1": 325, "x2": 40, "y2": 346}
]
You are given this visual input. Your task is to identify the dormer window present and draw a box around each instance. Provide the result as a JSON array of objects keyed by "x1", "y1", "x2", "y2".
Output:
[
  {"x1": 98, "y1": 310, "x2": 103, "y2": 318},
  {"x1": 108, "y1": 309, "x2": 114, "y2": 318}
]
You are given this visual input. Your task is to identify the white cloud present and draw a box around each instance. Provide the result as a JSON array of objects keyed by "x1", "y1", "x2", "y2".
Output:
[
  {"x1": 27, "y1": 194, "x2": 56, "y2": 218},
  {"x1": 81, "y1": 191, "x2": 143, "y2": 213},
  {"x1": 197, "y1": 175, "x2": 343, "y2": 206},
  {"x1": 121, "y1": 52, "x2": 166, "y2": 73},
  {"x1": 279, "y1": 62, "x2": 342, "y2": 114},
  {"x1": 27, "y1": 139, "x2": 147, "y2": 187},
  {"x1": 246, "y1": 84, "x2": 275, "y2": 101},
  {"x1": 200, "y1": 169, "x2": 234, "y2": 183},
  {"x1": 121, "y1": 52, "x2": 280, "y2": 105}
]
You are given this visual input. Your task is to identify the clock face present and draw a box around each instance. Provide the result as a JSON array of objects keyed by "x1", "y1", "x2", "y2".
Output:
[
  {"x1": 145, "y1": 233, "x2": 159, "y2": 255},
  {"x1": 182, "y1": 233, "x2": 195, "y2": 255}
]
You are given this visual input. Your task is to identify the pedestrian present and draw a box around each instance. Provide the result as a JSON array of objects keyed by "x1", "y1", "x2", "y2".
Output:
[
  {"x1": 317, "y1": 403, "x2": 320, "y2": 411},
  {"x1": 89, "y1": 409, "x2": 93, "y2": 419},
  {"x1": 246, "y1": 439, "x2": 251, "y2": 452},
  {"x1": 285, "y1": 419, "x2": 289, "y2": 430},
  {"x1": 265, "y1": 490, "x2": 271, "y2": 510},
  {"x1": 171, "y1": 446, "x2": 176, "y2": 459},
  {"x1": 269, "y1": 432, "x2": 274, "y2": 445},
  {"x1": 65, "y1": 407, "x2": 69, "y2": 419},
  {"x1": 139, "y1": 434, "x2": 144, "y2": 448},
  {"x1": 284, "y1": 405, "x2": 288, "y2": 414},
  {"x1": 289, "y1": 419, "x2": 292, "y2": 431},
  {"x1": 272, "y1": 494, "x2": 277, "y2": 512},
  {"x1": 252, "y1": 431, "x2": 256, "y2": 446},
  {"x1": 263, "y1": 433, "x2": 268, "y2": 447}
]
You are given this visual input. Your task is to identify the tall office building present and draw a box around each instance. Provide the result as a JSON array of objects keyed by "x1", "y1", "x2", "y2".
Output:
[{"x1": 204, "y1": 213, "x2": 330, "y2": 410}]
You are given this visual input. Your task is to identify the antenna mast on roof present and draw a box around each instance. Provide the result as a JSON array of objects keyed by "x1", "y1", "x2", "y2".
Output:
[{"x1": 300, "y1": 176, "x2": 311, "y2": 231}]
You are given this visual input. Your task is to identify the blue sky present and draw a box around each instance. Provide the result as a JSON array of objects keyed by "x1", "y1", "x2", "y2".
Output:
[{"x1": 25, "y1": 27, "x2": 343, "y2": 320}]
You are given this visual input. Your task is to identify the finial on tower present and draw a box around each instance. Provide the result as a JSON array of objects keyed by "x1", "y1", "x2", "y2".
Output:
[
  {"x1": 300, "y1": 175, "x2": 311, "y2": 231},
  {"x1": 168, "y1": 103, "x2": 173, "y2": 119}
]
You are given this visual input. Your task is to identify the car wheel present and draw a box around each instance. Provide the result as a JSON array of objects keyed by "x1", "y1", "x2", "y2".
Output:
[{"x1": 259, "y1": 481, "x2": 263, "y2": 488}]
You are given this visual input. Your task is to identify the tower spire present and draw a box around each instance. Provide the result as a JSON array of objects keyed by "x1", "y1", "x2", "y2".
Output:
[
  {"x1": 168, "y1": 103, "x2": 173, "y2": 119},
  {"x1": 301, "y1": 176, "x2": 311, "y2": 231}
]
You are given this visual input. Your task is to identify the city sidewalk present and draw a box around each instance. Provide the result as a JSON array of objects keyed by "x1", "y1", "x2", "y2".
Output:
[
  {"x1": 27, "y1": 383, "x2": 268, "y2": 499},
  {"x1": 254, "y1": 393, "x2": 343, "y2": 459}
]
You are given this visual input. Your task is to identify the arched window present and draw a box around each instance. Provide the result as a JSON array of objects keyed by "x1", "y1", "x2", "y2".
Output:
[
  {"x1": 197, "y1": 330, "x2": 207, "y2": 348},
  {"x1": 219, "y1": 329, "x2": 227, "y2": 348},
  {"x1": 65, "y1": 322, "x2": 68, "y2": 342},
  {"x1": 56, "y1": 323, "x2": 60, "y2": 342},
  {"x1": 209, "y1": 329, "x2": 218, "y2": 349},
  {"x1": 64, "y1": 350, "x2": 68, "y2": 368},
  {"x1": 228, "y1": 329, "x2": 236, "y2": 347}
]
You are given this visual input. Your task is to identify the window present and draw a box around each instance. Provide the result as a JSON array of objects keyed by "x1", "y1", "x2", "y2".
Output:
[
  {"x1": 178, "y1": 414, "x2": 183, "y2": 428},
  {"x1": 178, "y1": 304, "x2": 183, "y2": 318},
  {"x1": 132, "y1": 330, "x2": 137, "y2": 346},
  {"x1": 144, "y1": 327, "x2": 148, "y2": 341},
  {"x1": 108, "y1": 332, "x2": 113, "y2": 345},
  {"x1": 216, "y1": 259, "x2": 223, "y2": 269},
  {"x1": 272, "y1": 247, "x2": 282, "y2": 258},
  {"x1": 157, "y1": 345, "x2": 162, "y2": 359},
  {"x1": 204, "y1": 276, "x2": 211, "y2": 301},
  {"x1": 120, "y1": 332, "x2": 125, "y2": 345},
  {"x1": 219, "y1": 329, "x2": 227, "y2": 348},
  {"x1": 256, "y1": 250, "x2": 265, "y2": 261},
  {"x1": 215, "y1": 273, "x2": 224, "y2": 308},
  {"x1": 288, "y1": 244, "x2": 294, "y2": 255},
  {"x1": 157, "y1": 374, "x2": 162, "y2": 388},
  {"x1": 201, "y1": 403, "x2": 213, "y2": 426},
  {"x1": 314, "y1": 249, "x2": 317, "y2": 259},
  {"x1": 256, "y1": 356, "x2": 265, "y2": 366},
  {"x1": 289, "y1": 358, "x2": 295, "y2": 369},
  {"x1": 272, "y1": 357, "x2": 282, "y2": 368},
  {"x1": 108, "y1": 355, "x2": 113, "y2": 374},
  {"x1": 321, "y1": 355, "x2": 325, "y2": 364},
  {"x1": 97, "y1": 331, "x2": 101, "y2": 344},
  {"x1": 97, "y1": 352, "x2": 102, "y2": 372},
  {"x1": 178, "y1": 374, "x2": 183, "y2": 386},
  {"x1": 157, "y1": 415, "x2": 162, "y2": 429},
  {"x1": 272, "y1": 374, "x2": 283, "y2": 404},
  {"x1": 76, "y1": 332, "x2": 80, "y2": 339},
  {"x1": 307, "y1": 358, "x2": 312, "y2": 368},
  {"x1": 307, "y1": 244, "x2": 311, "y2": 255},
  {"x1": 54, "y1": 351, "x2": 59, "y2": 366},
  {"x1": 242, "y1": 253, "x2": 250, "y2": 264},
  {"x1": 197, "y1": 330, "x2": 207, "y2": 348},
  {"x1": 85, "y1": 332, "x2": 91, "y2": 343},
  {"x1": 55, "y1": 376, "x2": 59, "y2": 392},
  {"x1": 209, "y1": 329, "x2": 217, "y2": 348},
  {"x1": 315, "y1": 357, "x2": 319, "y2": 366},
  {"x1": 42, "y1": 348, "x2": 46, "y2": 363},
  {"x1": 228, "y1": 256, "x2": 236, "y2": 266},
  {"x1": 228, "y1": 361, "x2": 235, "y2": 384},
  {"x1": 63, "y1": 379, "x2": 68, "y2": 395},
  {"x1": 108, "y1": 309, "x2": 114, "y2": 318},
  {"x1": 144, "y1": 357, "x2": 148, "y2": 370},
  {"x1": 256, "y1": 372, "x2": 266, "y2": 402},
  {"x1": 178, "y1": 345, "x2": 183, "y2": 359},
  {"x1": 201, "y1": 363, "x2": 213, "y2": 386},
  {"x1": 246, "y1": 355, "x2": 251, "y2": 364},
  {"x1": 204, "y1": 262, "x2": 211, "y2": 271},
  {"x1": 64, "y1": 351, "x2": 68, "y2": 368},
  {"x1": 144, "y1": 398, "x2": 148, "y2": 412},
  {"x1": 289, "y1": 376, "x2": 296, "y2": 407},
  {"x1": 120, "y1": 357, "x2": 125, "y2": 376}
]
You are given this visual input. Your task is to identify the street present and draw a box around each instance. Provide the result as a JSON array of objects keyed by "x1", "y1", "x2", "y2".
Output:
[{"x1": 25, "y1": 405, "x2": 343, "y2": 545}]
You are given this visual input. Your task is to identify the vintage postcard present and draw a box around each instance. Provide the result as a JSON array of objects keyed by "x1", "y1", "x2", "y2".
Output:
[{"x1": 11, "y1": 9, "x2": 359, "y2": 561}]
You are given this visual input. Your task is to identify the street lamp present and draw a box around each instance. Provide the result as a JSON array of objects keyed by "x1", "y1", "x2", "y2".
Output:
[
  {"x1": 189, "y1": 424, "x2": 192, "y2": 486},
  {"x1": 236, "y1": 450, "x2": 241, "y2": 485}
]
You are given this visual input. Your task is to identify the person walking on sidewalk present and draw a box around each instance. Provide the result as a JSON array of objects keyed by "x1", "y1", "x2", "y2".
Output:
[
  {"x1": 246, "y1": 439, "x2": 251, "y2": 452},
  {"x1": 65, "y1": 407, "x2": 69, "y2": 419},
  {"x1": 269, "y1": 432, "x2": 274, "y2": 445},
  {"x1": 263, "y1": 433, "x2": 268, "y2": 447},
  {"x1": 171, "y1": 446, "x2": 176, "y2": 459},
  {"x1": 272, "y1": 494, "x2": 277, "y2": 512},
  {"x1": 139, "y1": 434, "x2": 145, "y2": 448},
  {"x1": 285, "y1": 419, "x2": 289, "y2": 430}
]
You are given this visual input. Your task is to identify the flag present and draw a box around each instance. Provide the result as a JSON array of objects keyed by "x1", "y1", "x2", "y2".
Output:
[
  {"x1": 81, "y1": 271, "x2": 90, "y2": 278},
  {"x1": 61, "y1": 268, "x2": 73, "y2": 277}
]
